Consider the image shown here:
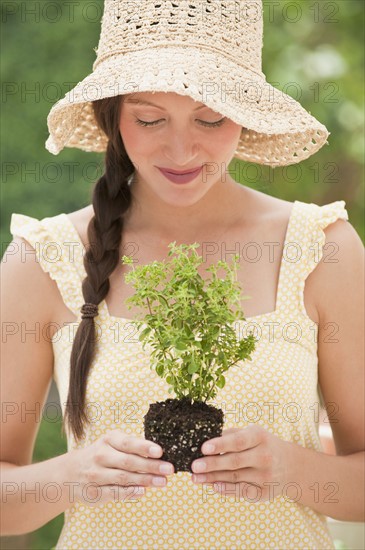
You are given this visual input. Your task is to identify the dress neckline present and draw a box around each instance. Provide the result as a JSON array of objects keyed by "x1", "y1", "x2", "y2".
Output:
[{"x1": 61, "y1": 200, "x2": 299, "y2": 324}]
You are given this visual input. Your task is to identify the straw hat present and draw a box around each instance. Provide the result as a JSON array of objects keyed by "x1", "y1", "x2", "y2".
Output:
[{"x1": 45, "y1": 0, "x2": 330, "y2": 167}]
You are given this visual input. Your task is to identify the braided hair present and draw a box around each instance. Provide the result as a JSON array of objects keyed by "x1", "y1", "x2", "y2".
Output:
[{"x1": 63, "y1": 96, "x2": 135, "y2": 442}]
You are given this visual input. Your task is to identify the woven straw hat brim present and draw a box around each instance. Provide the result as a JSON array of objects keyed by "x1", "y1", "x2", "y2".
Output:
[{"x1": 46, "y1": 46, "x2": 329, "y2": 167}]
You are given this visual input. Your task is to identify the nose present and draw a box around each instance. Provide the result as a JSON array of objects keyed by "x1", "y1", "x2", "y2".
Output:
[{"x1": 163, "y1": 125, "x2": 199, "y2": 166}]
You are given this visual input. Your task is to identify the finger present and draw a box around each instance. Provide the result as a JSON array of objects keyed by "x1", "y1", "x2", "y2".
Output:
[
  {"x1": 101, "y1": 446, "x2": 174, "y2": 476},
  {"x1": 105, "y1": 430, "x2": 163, "y2": 458},
  {"x1": 193, "y1": 447, "x2": 260, "y2": 474},
  {"x1": 192, "y1": 466, "x2": 260, "y2": 486},
  {"x1": 222, "y1": 428, "x2": 241, "y2": 435},
  {"x1": 201, "y1": 425, "x2": 262, "y2": 456},
  {"x1": 87, "y1": 465, "x2": 169, "y2": 489}
]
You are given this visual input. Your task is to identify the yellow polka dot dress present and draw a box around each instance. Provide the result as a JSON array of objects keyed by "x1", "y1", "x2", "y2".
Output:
[{"x1": 10, "y1": 200, "x2": 348, "y2": 549}]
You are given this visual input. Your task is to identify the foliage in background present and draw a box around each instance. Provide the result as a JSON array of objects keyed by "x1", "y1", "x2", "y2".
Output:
[{"x1": 1, "y1": 1, "x2": 363, "y2": 548}]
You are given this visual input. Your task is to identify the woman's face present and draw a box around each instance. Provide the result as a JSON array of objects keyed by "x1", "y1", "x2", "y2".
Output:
[{"x1": 119, "y1": 91, "x2": 242, "y2": 206}]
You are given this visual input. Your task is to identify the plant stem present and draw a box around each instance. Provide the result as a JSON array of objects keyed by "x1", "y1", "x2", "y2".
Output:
[
  {"x1": 204, "y1": 355, "x2": 245, "y2": 402},
  {"x1": 144, "y1": 296, "x2": 180, "y2": 391},
  {"x1": 146, "y1": 296, "x2": 153, "y2": 316}
]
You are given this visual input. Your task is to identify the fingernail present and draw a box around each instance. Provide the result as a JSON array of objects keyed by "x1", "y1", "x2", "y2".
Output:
[
  {"x1": 203, "y1": 443, "x2": 215, "y2": 453},
  {"x1": 192, "y1": 474, "x2": 206, "y2": 483},
  {"x1": 152, "y1": 477, "x2": 166, "y2": 486},
  {"x1": 193, "y1": 461, "x2": 206, "y2": 473},
  {"x1": 149, "y1": 446, "x2": 161, "y2": 457},
  {"x1": 159, "y1": 464, "x2": 174, "y2": 474}
]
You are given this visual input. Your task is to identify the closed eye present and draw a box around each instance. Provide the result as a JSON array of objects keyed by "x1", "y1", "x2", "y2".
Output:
[{"x1": 135, "y1": 118, "x2": 226, "y2": 128}]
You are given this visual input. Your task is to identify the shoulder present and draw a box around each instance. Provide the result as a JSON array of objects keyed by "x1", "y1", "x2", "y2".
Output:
[
  {"x1": 233, "y1": 184, "x2": 294, "y2": 227},
  {"x1": 309, "y1": 215, "x2": 363, "y2": 323},
  {"x1": 1, "y1": 235, "x2": 57, "y2": 328},
  {"x1": 66, "y1": 205, "x2": 94, "y2": 248}
]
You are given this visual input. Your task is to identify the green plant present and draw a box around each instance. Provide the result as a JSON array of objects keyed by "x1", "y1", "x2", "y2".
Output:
[{"x1": 122, "y1": 241, "x2": 257, "y2": 402}]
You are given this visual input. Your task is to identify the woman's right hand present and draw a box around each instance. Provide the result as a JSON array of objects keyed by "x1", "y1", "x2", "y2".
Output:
[{"x1": 69, "y1": 430, "x2": 174, "y2": 507}]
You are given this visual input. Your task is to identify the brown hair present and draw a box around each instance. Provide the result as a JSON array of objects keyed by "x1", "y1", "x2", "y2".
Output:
[{"x1": 62, "y1": 96, "x2": 135, "y2": 443}]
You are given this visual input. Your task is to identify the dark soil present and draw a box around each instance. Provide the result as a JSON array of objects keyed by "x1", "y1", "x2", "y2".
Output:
[{"x1": 144, "y1": 397, "x2": 224, "y2": 472}]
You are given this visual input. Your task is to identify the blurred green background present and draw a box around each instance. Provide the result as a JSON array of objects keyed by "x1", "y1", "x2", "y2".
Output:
[{"x1": 1, "y1": 1, "x2": 364, "y2": 549}]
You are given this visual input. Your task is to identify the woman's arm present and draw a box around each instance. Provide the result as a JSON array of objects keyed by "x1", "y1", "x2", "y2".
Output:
[
  {"x1": 0, "y1": 452, "x2": 78, "y2": 536},
  {"x1": 285, "y1": 443, "x2": 364, "y2": 521},
  {"x1": 287, "y1": 218, "x2": 365, "y2": 521},
  {"x1": 0, "y1": 237, "x2": 78, "y2": 534}
]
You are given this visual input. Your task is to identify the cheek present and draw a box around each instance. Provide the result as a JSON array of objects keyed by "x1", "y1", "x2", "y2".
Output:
[
  {"x1": 119, "y1": 116, "x2": 137, "y2": 148},
  {"x1": 208, "y1": 125, "x2": 242, "y2": 156},
  {"x1": 224, "y1": 123, "x2": 243, "y2": 145},
  {"x1": 119, "y1": 118, "x2": 151, "y2": 160}
]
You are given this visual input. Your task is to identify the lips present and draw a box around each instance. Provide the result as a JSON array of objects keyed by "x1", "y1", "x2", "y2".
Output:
[
  {"x1": 158, "y1": 166, "x2": 201, "y2": 175},
  {"x1": 157, "y1": 166, "x2": 203, "y2": 184}
]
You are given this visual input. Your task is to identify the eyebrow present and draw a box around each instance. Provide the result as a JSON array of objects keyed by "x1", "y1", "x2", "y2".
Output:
[{"x1": 125, "y1": 99, "x2": 207, "y2": 111}]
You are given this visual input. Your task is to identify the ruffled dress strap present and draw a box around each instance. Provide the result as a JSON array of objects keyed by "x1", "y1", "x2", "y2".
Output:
[
  {"x1": 10, "y1": 213, "x2": 85, "y2": 319},
  {"x1": 304, "y1": 200, "x2": 349, "y2": 279},
  {"x1": 275, "y1": 200, "x2": 349, "y2": 318}
]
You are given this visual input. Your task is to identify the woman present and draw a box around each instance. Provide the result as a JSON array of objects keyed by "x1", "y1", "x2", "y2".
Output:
[{"x1": 1, "y1": 0, "x2": 364, "y2": 548}]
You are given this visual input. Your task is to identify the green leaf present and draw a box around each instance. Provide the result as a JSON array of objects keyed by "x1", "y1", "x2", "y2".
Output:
[
  {"x1": 138, "y1": 327, "x2": 152, "y2": 342},
  {"x1": 187, "y1": 361, "x2": 199, "y2": 374},
  {"x1": 157, "y1": 294, "x2": 169, "y2": 307},
  {"x1": 201, "y1": 340, "x2": 211, "y2": 353},
  {"x1": 211, "y1": 327, "x2": 221, "y2": 338},
  {"x1": 156, "y1": 363, "x2": 164, "y2": 377},
  {"x1": 216, "y1": 375, "x2": 226, "y2": 389},
  {"x1": 175, "y1": 340, "x2": 187, "y2": 351},
  {"x1": 218, "y1": 351, "x2": 225, "y2": 363}
]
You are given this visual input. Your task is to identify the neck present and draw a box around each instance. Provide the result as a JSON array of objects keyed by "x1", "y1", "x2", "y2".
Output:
[{"x1": 124, "y1": 173, "x2": 244, "y2": 245}]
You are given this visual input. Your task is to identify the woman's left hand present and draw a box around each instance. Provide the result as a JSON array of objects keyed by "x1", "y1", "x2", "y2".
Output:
[{"x1": 190, "y1": 425, "x2": 292, "y2": 502}]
